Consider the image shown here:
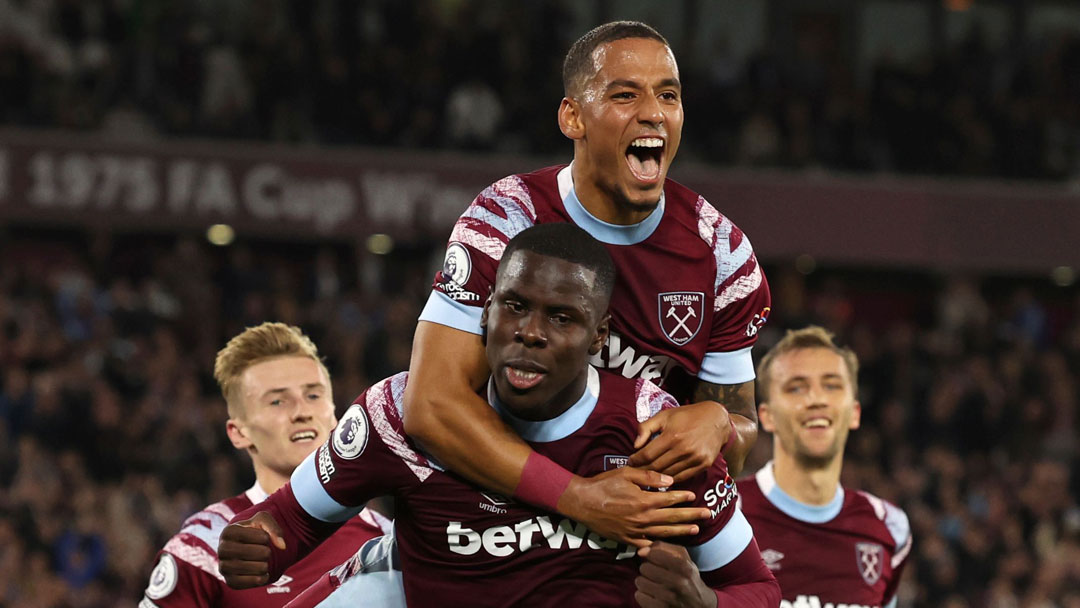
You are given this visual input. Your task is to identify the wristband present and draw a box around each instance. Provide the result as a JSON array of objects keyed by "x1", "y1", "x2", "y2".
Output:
[
  {"x1": 721, "y1": 416, "x2": 737, "y2": 452},
  {"x1": 514, "y1": 452, "x2": 574, "y2": 512}
]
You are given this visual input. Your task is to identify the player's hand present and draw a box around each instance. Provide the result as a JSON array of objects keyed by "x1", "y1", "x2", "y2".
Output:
[
  {"x1": 630, "y1": 401, "x2": 730, "y2": 483},
  {"x1": 218, "y1": 511, "x2": 287, "y2": 589},
  {"x1": 557, "y1": 467, "x2": 711, "y2": 548},
  {"x1": 635, "y1": 542, "x2": 718, "y2": 608}
]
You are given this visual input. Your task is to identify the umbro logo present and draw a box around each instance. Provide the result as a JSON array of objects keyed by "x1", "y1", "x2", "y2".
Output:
[
  {"x1": 479, "y1": 491, "x2": 511, "y2": 515},
  {"x1": 480, "y1": 491, "x2": 510, "y2": 506},
  {"x1": 761, "y1": 548, "x2": 784, "y2": 571},
  {"x1": 267, "y1": 574, "x2": 293, "y2": 594}
]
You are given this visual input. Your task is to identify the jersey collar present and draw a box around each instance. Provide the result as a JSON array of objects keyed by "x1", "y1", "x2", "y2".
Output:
[
  {"x1": 245, "y1": 481, "x2": 270, "y2": 505},
  {"x1": 557, "y1": 164, "x2": 665, "y2": 245},
  {"x1": 488, "y1": 365, "x2": 600, "y2": 442},
  {"x1": 755, "y1": 461, "x2": 844, "y2": 524}
]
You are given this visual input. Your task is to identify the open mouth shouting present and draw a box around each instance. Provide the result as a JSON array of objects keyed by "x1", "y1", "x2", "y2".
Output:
[{"x1": 626, "y1": 136, "x2": 665, "y2": 185}]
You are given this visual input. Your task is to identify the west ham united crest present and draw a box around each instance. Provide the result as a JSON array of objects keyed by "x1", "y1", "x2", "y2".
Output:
[
  {"x1": 658, "y1": 292, "x2": 705, "y2": 345},
  {"x1": 855, "y1": 542, "x2": 884, "y2": 585}
]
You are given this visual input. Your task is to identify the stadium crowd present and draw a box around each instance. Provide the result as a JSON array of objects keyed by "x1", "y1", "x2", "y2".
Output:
[
  {"x1": 1, "y1": 0, "x2": 1079, "y2": 179},
  {"x1": 0, "y1": 231, "x2": 1077, "y2": 606},
  {"x1": 2, "y1": 1, "x2": 1079, "y2": 606}
]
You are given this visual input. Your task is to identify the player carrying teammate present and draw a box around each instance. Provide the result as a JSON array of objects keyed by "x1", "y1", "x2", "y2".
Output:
[
  {"x1": 218, "y1": 224, "x2": 780, "y2": 607},
  {"x1": 141, "y1": 323, "x2": 389, "y2": 607},
  {"x1": 737, "y1": 326, "x2": 912, "y2": 608},
  {"x1": 405, "y1": 20, "x2": 771, "y2": 547}
]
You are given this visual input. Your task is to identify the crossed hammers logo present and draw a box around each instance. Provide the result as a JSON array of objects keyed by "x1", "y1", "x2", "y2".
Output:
[
  {"x1": 666, "y1": 305, "x2": 697, "y2": 339},
  {"x1": 856, "y1": 542, "x2": 883, "y2": 584}
]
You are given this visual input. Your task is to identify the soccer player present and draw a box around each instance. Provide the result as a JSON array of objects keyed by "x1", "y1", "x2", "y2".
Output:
[
  {"x1": 737, "y1": 326, "x2": 912, "y2": 608},
  {"x1": 405, "y1": 20, "x2": 771, "y2": 547},
  {"x1": 142, "y1": 323, "x2": 389, "y2": 607},
  {"x1": 218, "y1": 224, "x2": 780, "y2": 607}
]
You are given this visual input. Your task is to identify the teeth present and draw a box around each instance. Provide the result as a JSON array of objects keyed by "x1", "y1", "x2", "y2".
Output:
[
  {"x1": 803, "y1": 419, "x2": 830, "y2": 429},
  {"x1": 513, "y1": 370, "x2": 539, "y2": 379},
  {"x1": 630, "y1": 137, "x2": 663, "y2": 148},
  {"x1": 291, "y1": 431, "x2": 317, "y2": 441}
]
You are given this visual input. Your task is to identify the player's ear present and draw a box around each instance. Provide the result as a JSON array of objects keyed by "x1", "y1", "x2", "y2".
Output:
[
  {"x1": 480, "y1": 295, "x2": 493, "y2": 328},
  {"x1": 558, "y1": 97, "x2": 585, "y2": 140},
  {"x1": 480, "y1": 296, "x2": 493, "y2": 346},
  {"x1": 226, "y1": 418, "x2": 252, "y2": 450},
  {"x1": 849, "y1": 401, "x2": 861, "y2": 430},
  {"x1": 589, "y1": 313, "x2": 611, "y2": 355},
  {"x1": 758, "y1": 401, "x2": 775, "y2": 432}
]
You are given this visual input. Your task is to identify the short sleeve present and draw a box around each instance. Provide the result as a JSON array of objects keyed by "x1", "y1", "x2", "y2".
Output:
[
  {"x1": 695, "y1": 199, "x2": 771, "y2": 385},
  {"x1": 293, "y1": 373, "x2": 434, "y2": 522},
  {"x1": 423, "y1": 176, "x2": 538, "y2": 334}
]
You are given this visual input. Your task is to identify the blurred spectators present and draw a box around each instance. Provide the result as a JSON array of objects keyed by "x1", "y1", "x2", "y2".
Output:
[
  {"x1": 0, "y1": 229, "x2": 1077, "y2": 605},
  {"x1": 0, "y1": 229, "x2": 421, "y2": 606},
  {"x1": 1, "y1": 2, "x2": 1079, "y2": 606},
  {"x1": 0, "y1": 0, "x2": 1078, "y2": 179}
]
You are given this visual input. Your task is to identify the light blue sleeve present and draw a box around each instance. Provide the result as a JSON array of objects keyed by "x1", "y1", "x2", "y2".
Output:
[
  {"x1": 686, "y1": 508, "x2": 754, "y2": 572},
  {"x1": 290, "y1": 448, "x2": 363, "y2": 523},
  {"x1": 697, "y1": 346, "x2": 756, "y2": 385},
  {"x1": 418, "y1": 291, "x2": 483, "y2": 335}
]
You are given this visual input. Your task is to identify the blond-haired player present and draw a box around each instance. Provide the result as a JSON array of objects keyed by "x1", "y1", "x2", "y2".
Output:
[{"x1": 142, "y1": 322, "x2": 388, "y2": 608}]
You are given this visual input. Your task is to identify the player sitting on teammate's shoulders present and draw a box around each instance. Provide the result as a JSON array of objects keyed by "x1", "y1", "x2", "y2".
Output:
[
  {"x1": 141, "y1": 323, "x2": 389, "y2": 608},
  {"x1": 403, "y1": 20, "x2": 772, "y2": 550},
  {"x1": 219, "y1": 224, "x2": 780, "y2": 608},
  {"x1": 737, "y1": 326, "x2": 912, "y2": 608}
]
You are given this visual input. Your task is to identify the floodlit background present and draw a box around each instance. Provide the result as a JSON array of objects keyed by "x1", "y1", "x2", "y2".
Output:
[{"x1": 1, "y1": 0, "x2": 1079, "y2": 605}]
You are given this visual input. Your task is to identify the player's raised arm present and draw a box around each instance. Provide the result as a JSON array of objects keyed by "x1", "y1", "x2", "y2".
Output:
[{"x1": 403, "y1": 320, "x2": 708, "y2": 546}]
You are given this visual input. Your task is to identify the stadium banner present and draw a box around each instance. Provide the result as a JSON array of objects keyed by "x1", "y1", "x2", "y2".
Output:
[
  {"x1": 1, "y1": 129, "x2": 1077, "y2": 273},
  {"x1": 0, "y1": 129, "x2": 518, "y2": 240}
]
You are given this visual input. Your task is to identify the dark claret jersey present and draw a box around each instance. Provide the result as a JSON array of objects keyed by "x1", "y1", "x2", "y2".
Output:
[
  {"x1": 142, "y1": 486, "x2": 389, "y2": 608},
  {"x1": 277, "y1": 368, "x2": 762, "y2": 607},
  {"x1": 737, "y1": 464, "x2": 913, "y2": 608},
  {"x1": 421, "y1": 164, "x2": 771, "y2": 402}
]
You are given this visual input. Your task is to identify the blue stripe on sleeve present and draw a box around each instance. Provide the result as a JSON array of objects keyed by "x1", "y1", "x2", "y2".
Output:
[
  {"x1": 686, "y1": 508, "x2": 754, "y2": 572},
  {"x1": 698, "y1": 346, "x2": 755, "y2": 385},
  {"x1": 418, "y1": 291, "x2": 483, "y2": 335},
  {"x1": 290, "y1": 449, "x2": 362, "y2": 523}
]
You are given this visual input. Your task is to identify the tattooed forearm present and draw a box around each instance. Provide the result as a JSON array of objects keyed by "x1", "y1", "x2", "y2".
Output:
[{"x1": 693, "y1": 380, "x2": 757, "y2": 424}]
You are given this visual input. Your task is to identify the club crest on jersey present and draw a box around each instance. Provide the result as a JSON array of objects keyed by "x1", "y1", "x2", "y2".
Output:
[
  {"x1": 658, "y1": 292, "x2": 705, "y2": 345},
  {"x1": 145, "y1": 553, "x2": 178, "y2": 600},
  {"x1": 855, "y1": 542, "x2": 884, "y2": 585},
  {"x1": 332, "y1": 405, "x2": 369, "y2": 460},
  {"x1": 603, "y1": 455, "x2": 629, "y2": 471}
]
